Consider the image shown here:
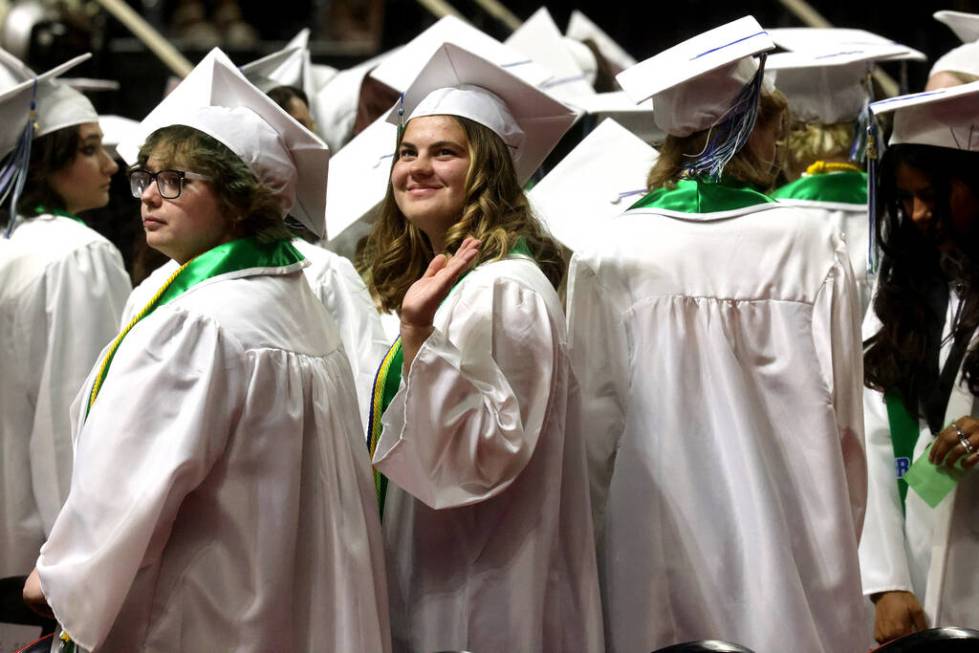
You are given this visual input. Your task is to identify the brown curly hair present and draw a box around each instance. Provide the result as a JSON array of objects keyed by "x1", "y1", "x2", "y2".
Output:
[
  {"x1": 361, "y1": 115, "x2": 565, "y2": 313},
  {"x1": 137, "y1": 125, "x2": 291, "y2": 242}
]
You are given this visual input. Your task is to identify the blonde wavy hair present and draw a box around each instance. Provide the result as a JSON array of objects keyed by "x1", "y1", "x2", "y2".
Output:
[
  {"x1": 782, "y1": 120, "x2": 855, "y2": 182},
  {"x1": 360, "y1": 115, "x2": 565, "y2": 313},
  {"x1": 646, "y1": 89, "x2": 789, "y2": 192}
]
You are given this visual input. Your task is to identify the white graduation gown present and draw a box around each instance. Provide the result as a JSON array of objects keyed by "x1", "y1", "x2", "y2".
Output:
[
  {"x1": 776, "y1": 198, "x2": 871, "y2": 313},
  {"x1": 124, "y1": 239, "x2": 389, "y2": 428},
  {"x1": 36, "y1": 261, "x2": 391, "y2": 652},
  {"x1": 0, "y1": 215, "x2": 129, "y2": 579},
  {"x1": 568, "y1": 203, "x2": 868, "y2": 653},
  {"x1": 859, "y1": 290, "x2": 979, "y2": 628},
  {"x1": 373, "y1": 256, "x2": 605, "y2": 653}
]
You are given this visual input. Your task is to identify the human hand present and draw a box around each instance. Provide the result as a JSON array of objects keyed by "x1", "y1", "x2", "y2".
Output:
[
  {"x1": 928, "y1": 416, "x2": 979, "y2": 470},
  {"x1": 22, "y1": 568, "x2": 53, "y2": 619},
  {"x1": 400, "y1": 237, "x2": 481, "y2": 329},
  {"x1": 872, "y1": 590, "x2": 927, "y2": 643}
]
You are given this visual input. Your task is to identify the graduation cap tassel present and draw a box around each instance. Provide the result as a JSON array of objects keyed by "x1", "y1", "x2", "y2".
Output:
[
  {"x1": 682, "y1": 53, "x2": 767, "y2": 181},
  {"x1": 2, "y1": 81, "x2": 37, "y2": 239},
  {"x1": 396, "y1": 93, "x2": 406, "y2": 142},
  {"x1": 849, "y1": 70, "x2": 875, "y2": 165},
  {"x1": 866, "y1": 112, "x2": 881, "y2": 275}
]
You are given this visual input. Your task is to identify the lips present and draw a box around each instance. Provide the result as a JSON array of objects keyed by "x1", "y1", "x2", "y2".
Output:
[{"x1": 142, "y1": 215, "x2": 165, "y2": 230}]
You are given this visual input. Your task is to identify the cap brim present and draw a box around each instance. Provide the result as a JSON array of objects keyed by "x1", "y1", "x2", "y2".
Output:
[
  {"x1": 935, "y1": 10, "x2": 979, "y2": 43},
  {"x1": 617, "y1": 15, "x2": 774, "y2": 104},
  {"x1": 324, "y1": 114, "x2": 397, "y2": 241},
  {"x1": 369, "y1": 15, "x2": 552, "y2": 92},
  {"x1": 529, "y1": 118, "x2": 657, "y2": 251}
]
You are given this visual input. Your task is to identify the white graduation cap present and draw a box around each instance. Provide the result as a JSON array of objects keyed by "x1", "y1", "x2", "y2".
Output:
[
  {"x1": 528, "y1": 118, "x2": 657, "y2": 251},
  {"x1": 616, "y1": 15, "x2": 774, "y2": 137},
  {"x1": 930, "y1": 41, "x2": 979, "y2": 81},
  {"x1": 390, "y1": 42, "x2": 579, "y2": 185},
  {"x1": 869, "y1": 80, "x2": 979, "y2": 150},
  {"x1": 935, "y1": 10, "x2": 979, "y2": 43},
  {"x1": 766, "y1": 48, "x2": 894, "y2": 124},
  {"x1": 369, "y1": 15, "x2": 552, "y2": 93},
  {"x1": 323, "y1": 114, "x2": 397, "y2": 243},
  {"x1": 565, "y1": 10, "x2": 636, "y2": 73},
  {"x1": 241, "y1": 46, "x2": 308, "y2": 92},
  {"x1": 98, "y1": 114, "x2": 140, "y2": 151},
  {"x1": 311, "y1": 48, "x2": 395, "y2": 154},
  {"x1": 0, "y1": 51, "x2": 97, "y2": 156},
  {"x1": 504, "y1": 7, "x2": 595, "y2": 100},
  {"x1": 565, "y1": 91, "x2": 662, "y2": 144},
  {"x1": 767, "y1": 27, "x2": 927, "y2": 62},
  {"x1": 118, "y1": 48, "x2": 331, "y2": 238}
]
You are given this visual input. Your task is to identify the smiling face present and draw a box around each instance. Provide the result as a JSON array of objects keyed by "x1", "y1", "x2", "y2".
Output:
[
  {"x1": 391, "y1": 115, "x2": 471, "y2": 252},
  {"x1": 48, "y1": 122, "x2": 119, "y2": 214},
  {"x1": 139, "y1": 145, "x2": 234, "y2": 264}
]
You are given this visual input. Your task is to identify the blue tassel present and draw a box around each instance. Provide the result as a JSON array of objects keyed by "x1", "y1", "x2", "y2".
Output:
[
  {"x1": 865, "y1": 112, "x2": 882, "y2": 275},
  {"x1": 2, "y1": 80, "x2": 37, "y2": 239},
  {"x1": 849, "y1": 71, "x2": 875, "y2": 165},
  {"x1": 682, "y1": 53, "x2": 767, "y2": 181}
]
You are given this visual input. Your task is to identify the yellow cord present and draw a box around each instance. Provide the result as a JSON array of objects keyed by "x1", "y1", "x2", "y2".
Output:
[
  {"x1": 805, "y1": 160, "x2": 862, "y2": 176},
  {"x1": 88, "y1": 261, "x2": 189, "y2": 411}
]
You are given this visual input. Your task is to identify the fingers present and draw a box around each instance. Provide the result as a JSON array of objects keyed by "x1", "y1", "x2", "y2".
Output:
[
  {"x1": 930, "y1": 416, "x2": 979, "y2": 468},
  {"x1": 422, "y1": 253, "x2": 449, "y2": 279},
  {"x1": 910, "y1": 601, "x2": 928, "y2": 632}
]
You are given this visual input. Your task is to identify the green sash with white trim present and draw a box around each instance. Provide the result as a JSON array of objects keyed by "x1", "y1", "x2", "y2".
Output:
[
  {"x1": 884, "y1": 390, "x2": 920, "y2": 513},
  {"x1": 86, "y1": 237, "x2": 304, "y2": 416}
]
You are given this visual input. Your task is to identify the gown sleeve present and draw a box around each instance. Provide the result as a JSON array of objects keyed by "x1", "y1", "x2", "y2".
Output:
[
  {"x1": 811, "y1": 236, "x2": 868, "y2": 537},
  {"x1": 565, "y1": 253, "x2": 630, "y2": 534},
  {"x1": 35, "y1": 308, "x2": 242, "y2": 651},
  {"x1": 30, "y1": 240, "x2": 131, "y2": 536},
  {"x1": 858, "y1": 289, "x2": 916, "y2": 596},
  {"x1": 372, "y1": 272, "x2": 559, "y2": 510}
]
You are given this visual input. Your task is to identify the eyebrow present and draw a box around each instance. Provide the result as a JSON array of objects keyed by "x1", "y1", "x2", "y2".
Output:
[
  {"x1": 399, "y1": 140, "x2": 465, "y2": 150},
  {"x1": 80, "y1": 133, "x2": 103, "y2": 143}
]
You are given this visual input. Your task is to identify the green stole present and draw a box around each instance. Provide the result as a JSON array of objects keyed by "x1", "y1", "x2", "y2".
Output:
[
  {"x1": 884, "y1": 391, "x2": 922, "y2": 513},
  {"x1": 35, "y1": 204, "x2": 84, "y2": 224},
  {"x1": 86, "y1": 237, "x2": 304, "y2": 416},
  {"x1": 630, "y1": 177, "x2": 775, "y2": 213},
  {"x1": 770, "y1": 171, "x2": 868, "y2": 205},
  {"x1": 367, "y1": 239, "x2": 534, "y2": 516}
]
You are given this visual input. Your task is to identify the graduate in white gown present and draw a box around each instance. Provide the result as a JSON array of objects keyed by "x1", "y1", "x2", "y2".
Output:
[
  {"x1": 0, "y1": 52, "x2": 130, "y2": 650},
  {"x1": 21, "y1": 51, "x2": 390, "y2": 653},
  {"x1": 123, "y1": 228, "x2": 389, "y2": 429},
  {"x1": 859, "y1": 81, "x2": 979, "y2": 643},
  {"x1": 361, "y1": 43, "x2": 604, "y2": 653},
  {"x1": 569, "y1": 17, "x2": 868, "y2": 653}
]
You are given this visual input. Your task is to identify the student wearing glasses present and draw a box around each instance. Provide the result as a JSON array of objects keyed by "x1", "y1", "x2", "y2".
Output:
[{"x1": 21, "y1": 52, "x2": 390, "y2": 652}]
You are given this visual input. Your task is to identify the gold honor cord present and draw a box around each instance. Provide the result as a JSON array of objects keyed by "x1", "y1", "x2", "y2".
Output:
[
  {"x1": 805, "y1": 160, "x2": 863, "y2": 176},
  {"x1": 87, "y1": 261, "x2": 189, "y2": 413}
]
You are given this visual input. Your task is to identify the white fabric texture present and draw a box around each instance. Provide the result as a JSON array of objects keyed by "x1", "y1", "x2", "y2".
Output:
[
  {"x1": 774, "y1": 198, "x2": 872, "y2": 313},
  {"x1": 36, "y1": 264, "x2": 391, "y2": 652},
  {"x1": 568, "y1": 204, "x2": 868, "y2": 653},
  {"x1": 0, "y1": 215, "x2": 129, "y2": 579},
  {"x1": 124, "y1": 239, "x2": 389, "y2": 429},
  {"x1": 859, "y1": 290, "x2": 979, "y2": 628},
  {"x1": 372, "y1": 257, "x2": 605, "y2": 653}
]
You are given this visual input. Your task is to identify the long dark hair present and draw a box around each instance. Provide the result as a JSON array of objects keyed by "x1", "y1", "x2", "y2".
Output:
[
  {"x1": 865, "y1": 143, "x2": 979, "y2": 402},
  {"x1": 0, "y1": 125, "x2": 80, "y2": 228}
]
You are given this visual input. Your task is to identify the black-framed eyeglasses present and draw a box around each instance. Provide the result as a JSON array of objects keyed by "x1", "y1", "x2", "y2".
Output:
[{"x1": 128, "y1": 169, "x2": 212, "y2": 200}]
